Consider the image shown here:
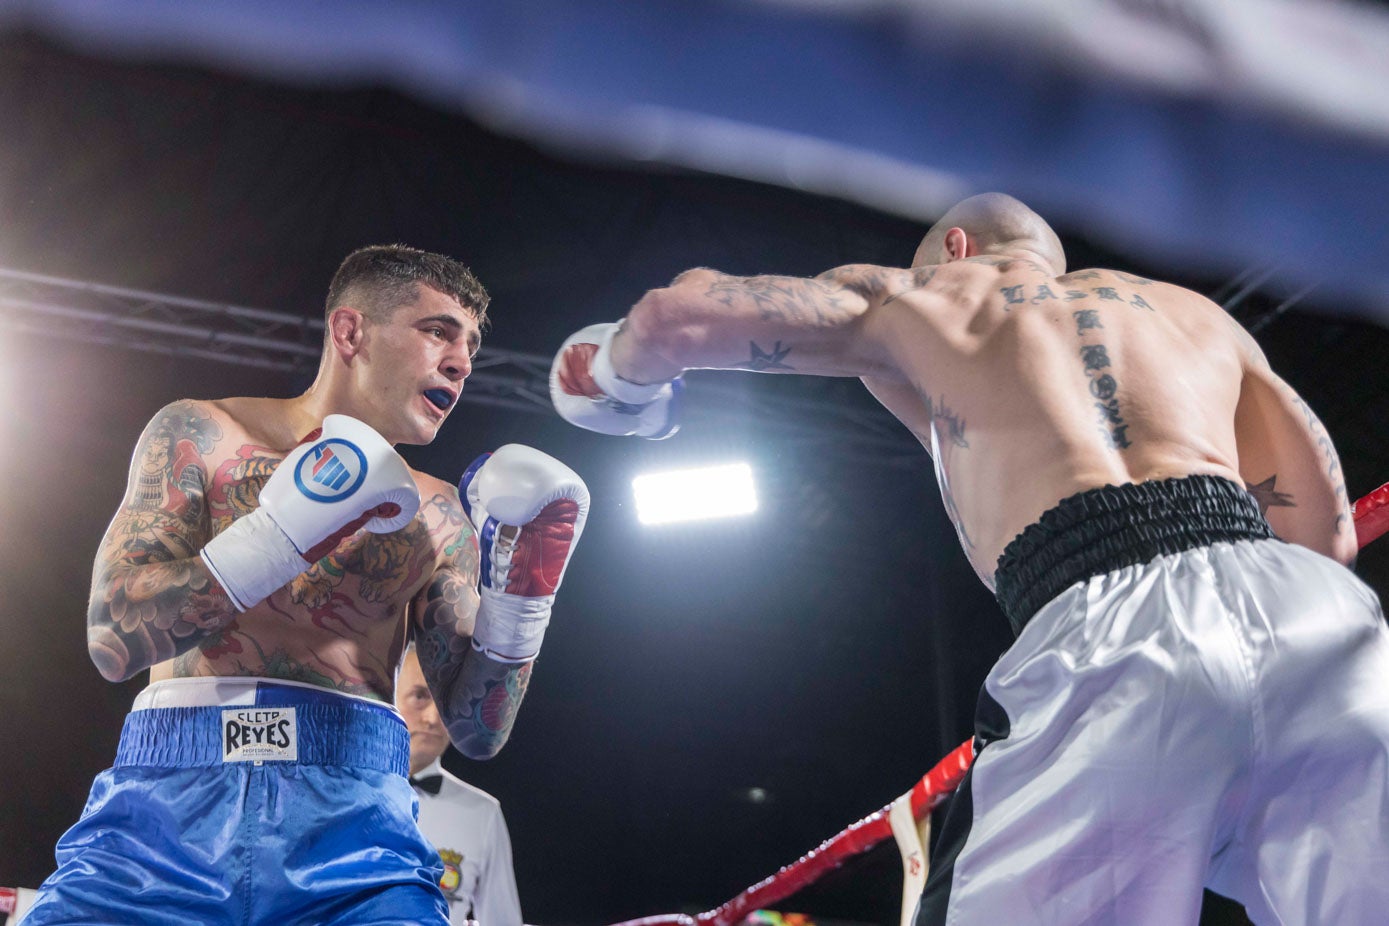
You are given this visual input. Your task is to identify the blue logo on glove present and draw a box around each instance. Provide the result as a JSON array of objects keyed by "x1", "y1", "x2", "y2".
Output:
[{"x1": 294, "y1": 439, "x2": 368, "y2": 502}]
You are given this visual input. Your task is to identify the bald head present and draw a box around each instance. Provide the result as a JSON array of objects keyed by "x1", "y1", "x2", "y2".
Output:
[{"x1": 913, "y1": 193, "x2": 1065, "y2": 273}]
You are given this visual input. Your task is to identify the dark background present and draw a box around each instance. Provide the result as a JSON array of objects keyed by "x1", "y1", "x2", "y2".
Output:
[{"x1": 1, "y1": 29, "x2": 1386, "y2": 926}]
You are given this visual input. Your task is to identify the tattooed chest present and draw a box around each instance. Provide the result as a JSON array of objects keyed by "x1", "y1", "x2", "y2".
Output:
[
  {"x1": 288, "y1": 518, "x2": 436, "y2": 610},
  {"x1": 210, "y1": 456, "x2": 277, "y2": 522},
  {"x1": 206, "y1": 450, "x2": 438, "y2": 608}
]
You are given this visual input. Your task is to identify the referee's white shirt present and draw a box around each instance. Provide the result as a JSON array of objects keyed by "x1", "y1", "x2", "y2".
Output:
[{"x1": 411, "y1": 760, "x2": 523, "y2": 926}]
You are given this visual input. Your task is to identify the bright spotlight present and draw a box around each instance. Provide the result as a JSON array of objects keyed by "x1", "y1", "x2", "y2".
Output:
[{"x1": 633, "y1": 462, "x2": 758, "y2": 526}]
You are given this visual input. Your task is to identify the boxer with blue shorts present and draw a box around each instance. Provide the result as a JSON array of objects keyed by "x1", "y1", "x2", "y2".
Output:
[
  {"x1": 33, "y1": 247, "x2": 589, "y2": 921},
  {"x1": 29, "y1": 679, "x2": 446, "y2": 925}
]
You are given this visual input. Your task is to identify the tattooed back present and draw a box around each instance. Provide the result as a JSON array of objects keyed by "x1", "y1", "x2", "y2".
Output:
[
  {"x1": 849, "y1": 256, "x2": 1348, "y2": 585},
  {"x1": 99, "y1": 396, "x2": 475, "y2": 701}
]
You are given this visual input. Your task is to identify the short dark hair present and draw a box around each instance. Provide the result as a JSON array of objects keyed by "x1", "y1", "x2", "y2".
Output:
[{"x1": 326, "y1": 244, "x2": 490, "y2": 328}]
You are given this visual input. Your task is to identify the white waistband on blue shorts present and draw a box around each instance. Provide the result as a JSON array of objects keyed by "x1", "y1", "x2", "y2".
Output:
[
  {"x1": 132, "y1": 675, "x2": 398, "y2": 711},
  {"x1": 116, "y1": 676, "x2": 409, "y2": 774}
]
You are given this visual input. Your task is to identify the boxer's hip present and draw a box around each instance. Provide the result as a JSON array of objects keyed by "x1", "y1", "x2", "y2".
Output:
[
  {"x1": 983, "y1": 473, "x2": 1383, "y2": 755},
  {"x1": 993, "y1": 474, "x2": 1276, "y2": 636},
  {"x1": 27, "y1": 677, "x2": 445, "y2": 925},
  {"x1": 116, "y1": 676, "x2": 409, "y2": 774}
]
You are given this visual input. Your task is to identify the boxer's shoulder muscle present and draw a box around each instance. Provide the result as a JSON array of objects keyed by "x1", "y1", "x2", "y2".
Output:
[
  {"x1": 108, "y1": 399, "x2": 225, "y2": 558},
  {"x1": 91, "y1": 400, "x2": 227, "y2": 682}
]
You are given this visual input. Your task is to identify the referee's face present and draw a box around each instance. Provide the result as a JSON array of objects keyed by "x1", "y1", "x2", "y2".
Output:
[{"x1": 396, "y1": 649, "x2": 449, "y2": 774}]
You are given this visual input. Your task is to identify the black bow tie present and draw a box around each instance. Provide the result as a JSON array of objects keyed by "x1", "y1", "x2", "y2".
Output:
[{"x1": 410, "y1": 773, "x2": 443, "y2": 796}]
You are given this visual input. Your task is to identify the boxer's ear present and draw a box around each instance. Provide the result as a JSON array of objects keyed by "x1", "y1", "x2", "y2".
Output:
[
  {"x1": 943, "y1": 227, "x2": 972, "y2": 262},
  {"x1": 328, "y1": 306, "x2": 367, "y2": 361}
]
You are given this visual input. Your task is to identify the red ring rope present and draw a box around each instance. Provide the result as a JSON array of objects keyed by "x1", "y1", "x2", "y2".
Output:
[
  {"x1": 612, "y1": 482, "x2": 1389, "y2": 926},
  {"x1": 1355, "y1": 482, "x2": 1389, "y2": 549}
]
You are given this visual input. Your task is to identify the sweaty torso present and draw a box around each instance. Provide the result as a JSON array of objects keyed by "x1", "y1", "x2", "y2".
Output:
[
  {"x1": 151, "y1": 397, "x2": 469, "y2": 700},
  {"x1": 855, "y1": 257, "x2": 1246, "y2": 587}
]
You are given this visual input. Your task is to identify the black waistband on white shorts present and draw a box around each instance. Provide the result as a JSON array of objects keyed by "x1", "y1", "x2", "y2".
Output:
[{"x1": 993, "y1": 475, "x2": 1275, "y2": 636}]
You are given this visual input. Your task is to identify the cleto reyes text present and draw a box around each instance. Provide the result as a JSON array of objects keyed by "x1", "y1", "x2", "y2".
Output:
[{"x1": 225, "y1": 709, "x2": 293, "y2": 751}]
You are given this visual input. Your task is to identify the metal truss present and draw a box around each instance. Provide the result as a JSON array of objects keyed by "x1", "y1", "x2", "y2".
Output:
[
  {"x1": 0, "y1": 267, "x2": 924, "y2": 464},
  {"x1": 2, "y1": 262, "x2": 1314, "y2": 471},
  {"x1": 0, "y1": 268, "x2": 324, "y2": 372}
]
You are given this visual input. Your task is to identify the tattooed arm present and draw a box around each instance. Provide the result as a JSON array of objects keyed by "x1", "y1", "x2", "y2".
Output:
[
  {"x1": 87, "y1": 401, "x2": 238, "y2": 682},
  {"x1": 411, "y1": 492, "x2": 530, "y2": 759},
  {"x1": 608, "y1": 264, "x2": 909, "y2": 385},
  {"x1": 1232, "y1": 331, "x2": 1356, "y2": 566}
]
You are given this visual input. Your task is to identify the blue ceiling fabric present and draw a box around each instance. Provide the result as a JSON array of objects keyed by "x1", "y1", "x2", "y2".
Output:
[{"x1": 5, "y1": 0, "x2": 1388, "y2": 319}]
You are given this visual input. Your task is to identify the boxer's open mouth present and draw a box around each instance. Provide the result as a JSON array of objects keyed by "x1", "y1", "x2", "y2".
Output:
[{"x1": 424, "y1": 389, "x2": 455, "y2": 411}]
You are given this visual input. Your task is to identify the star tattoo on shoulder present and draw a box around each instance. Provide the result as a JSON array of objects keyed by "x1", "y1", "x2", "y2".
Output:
[
  {"x1": 1246, "y1": 474, "x2": 1296, "y2": 514},
  {"x1": 737, "y1": 340, "x2": 794, "y2": 371}
]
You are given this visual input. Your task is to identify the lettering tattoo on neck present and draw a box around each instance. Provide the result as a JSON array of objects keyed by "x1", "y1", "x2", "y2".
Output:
[{"x1": 997, "y1": 282, "x2": 1148, "y2": 311}]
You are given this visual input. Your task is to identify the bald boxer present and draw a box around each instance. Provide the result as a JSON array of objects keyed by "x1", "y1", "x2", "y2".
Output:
[
  {"x1": 28, "y1": 245, "x2": 588, "y2": 925},
  {"x1": 552, "y1": 193, "x2": 1389, "y2": 925},
  {"x1": 398, "y1": 643, "x2": 524, "y2": 926}
]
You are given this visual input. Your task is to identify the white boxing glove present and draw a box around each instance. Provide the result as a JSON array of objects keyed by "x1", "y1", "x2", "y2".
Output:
[
  {"x1": 201, "y1": 414, "x2": 421, "y2": 611},
  {"x1": 460, "y1": 444, "x2": 590, "y2": 663},
  {"x1": 549, "y1": 322, "x2": 682, "y2": 439}
]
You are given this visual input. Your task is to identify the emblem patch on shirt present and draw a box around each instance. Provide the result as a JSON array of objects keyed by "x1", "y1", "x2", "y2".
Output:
[
  {"x1": 438, "y1": 848, "x2": 464, "y2": 897},
  {"x1": 221, "y1": 707, "x2": 298, "y2": 761}
]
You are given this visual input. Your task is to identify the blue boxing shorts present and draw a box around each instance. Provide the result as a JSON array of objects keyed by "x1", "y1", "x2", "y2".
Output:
[{"x1": 26, "y1": 677, "x2": 449, "y2": 926}]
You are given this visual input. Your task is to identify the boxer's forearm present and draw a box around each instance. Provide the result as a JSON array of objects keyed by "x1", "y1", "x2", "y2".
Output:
[
  {"x1": 440, "y1": 653, "x2": 532, "y2": 760},
  {"x1": 613, "y1": 265, "x2": 879, "y2": 383},
  {"x1": 613, "y1": 268, "x2": 766, "y2": 383},
  {"x1": 415, "y1": 561, "x2": 530, "y2": 760},
  {"x1": 87, "y1": 559, "x2": 237, "y2": 682},
  {"x1": 415, "y1": 623, "x2": 530, "y2": 759}
]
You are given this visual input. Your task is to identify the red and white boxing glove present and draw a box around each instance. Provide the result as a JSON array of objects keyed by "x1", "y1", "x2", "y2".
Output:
[
  {"x1": 549, "y1": 322, "x2": 683, "y2": 439},
  {"x1": 201, "y1": 414, "x2": 421, "y2": 611},
  {"x1": 460, "y1": 444, "x2": 590, "y2": 663}
]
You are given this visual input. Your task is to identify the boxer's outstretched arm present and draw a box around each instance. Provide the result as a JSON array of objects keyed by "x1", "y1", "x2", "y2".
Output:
[
  {"x1": 87, "y1": 401, "x2": 237, "y2": 682},
  {"x1": 610, "y1": 265, "x2": 908, "y2": 384},
  {"x1": 411, "y1": 500, "x2": 530, "y2": 760}
]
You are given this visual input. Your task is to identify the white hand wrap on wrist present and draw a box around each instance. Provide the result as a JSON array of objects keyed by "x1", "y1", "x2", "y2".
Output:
[
  {"x1": 471, "y1": 587, "x2": 553, "y2": 664},
  {"x1": 590, "y1": 321, "x2": 669, "y2": 405},
  {"x1": 199, "y1": 508, "x2": 306, "y2": 612}
]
